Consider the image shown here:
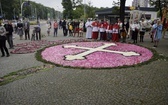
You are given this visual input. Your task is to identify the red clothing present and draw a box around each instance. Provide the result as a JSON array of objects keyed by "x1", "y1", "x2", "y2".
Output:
[
  {"x1": 112, "y1": 23, "x2": 119, "y2": 42},
  {"x1": 92, "y1": 21, "x2": 99, "y2": 26},
  {"x1": 53, "y1": 22, "x2": 58, "y2": 28},
  {"x1": 103, "y1": 21, "x2": 108, "y2": 29},
  {"x1": 103, "y1": 33, "x2": 107, "y2": 40},
  {"x1": 92, "y1": 32, "x2": 99, "y2": 39},
  {"x1": 99, "y1": 23, "x2": 105, "y2": 32},
  {"x1": 164, "y1": 21, "x2": 168, "y2": 29},
  {"x1": 92, "y1": 21, "x2": 99, "y2": 39},
  {"x1": 99, "y1": 23, "x2": 104, "y2": 28},
  {"x1": 107, "y1": 24, "x2": 113, "y2": 30}
]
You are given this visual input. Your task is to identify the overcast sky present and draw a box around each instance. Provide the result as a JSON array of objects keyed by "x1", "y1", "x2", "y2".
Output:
[{"x1": 30, "y1": 0, "x2": 133, "y2": 11}]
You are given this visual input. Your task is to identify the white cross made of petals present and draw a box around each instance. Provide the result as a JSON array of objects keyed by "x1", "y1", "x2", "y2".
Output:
[{"x1": 63, "y1": 43, "x2": 140, "y2": 61}]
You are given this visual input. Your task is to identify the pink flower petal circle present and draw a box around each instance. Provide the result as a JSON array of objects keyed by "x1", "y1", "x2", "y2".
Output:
[{"x1": 41, "y1": 42, "x2": 153, "y2": 68}]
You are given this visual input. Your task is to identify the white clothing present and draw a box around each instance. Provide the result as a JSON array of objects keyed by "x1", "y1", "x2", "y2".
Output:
[
  {"x1": 0, "y1": 26, "x2": 6, "y2": 36},
  {"x1": 91, "y1": 21, "x2": 99, "y2": 32},
  {"x1": 106, "y1": 27, "x2": 113, "y2": 33},
  {"x1": 99, "y1": 24, "x2": 105, "y2": 32},
  {"x1": 130, "y1": 23, "x2": 140, "y2": 31},
  {"x1": 118, "y1": 22, "x2": 122, "y2": 30},
  {"x1": 112, "y1": 29, "x2": 119, "y2": 34},
  {"x1": 79, "y1": 22, "x2": 84, "y2": 28},
  {"x1": 85, "y1": 21, "x2": 92, "y2": 38},
  {"x1": 140, "y1": 21, "x2": 146, "y2": 31},
  {"x1": 92, "y1": 26, "x2": 99, "y2": 32}
]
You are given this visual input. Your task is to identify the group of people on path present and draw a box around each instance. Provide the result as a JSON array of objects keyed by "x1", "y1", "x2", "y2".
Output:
[
  {"x1": 61, "y1": 19, "x2": 85, "y2": 37},
  {"x1": 85, "y1": 18, "x2": 129, "y2": 42},
  {"x1": 0, "y1": 18, "x2": 41, "y2": 57},
  {"x1": 46, "y1": 20, "x2": 59, "y2": 37},
  {"x1": 85, "y1": 17, "x2": 166, "y2": 48},
  {"x1": 0, "y1": 16, "x2": 167, "y2": 58}
]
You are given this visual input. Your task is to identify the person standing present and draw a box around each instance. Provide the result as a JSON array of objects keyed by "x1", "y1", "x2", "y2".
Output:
[
  {"x1": 118, "y1": 18, "x2": 122, "y2": 40},
  {"x1": 150, "y1": 20, "x2": 157, "y2": 43},
  {"x1": 59, "y1": 20, "x2": 62, "y2": 29},
  {"x1": 53, "y1": 20, "x2": 58, "y2": 37},
  {"x1": 62, "y1": 19, "x2": 67, "y2": 36},
  {"x1": 17, "y1": 20, "x2": 24, "y2": 40},
  {"x1": 47, "y1": 21, "x2": 51, "y2": 36},
  {"x1": 85, "y1": 18, "x2": 92, "y2": 39},
  {"x1": 35, "y1": 23, "x2": 41, "y2": 40},
  {"x1": 130, "y1": 20, "x2": 140, "y2": 44},
  {"x1": 106, "y1": 22, "x2": 113, "y2": 41},
  {"x1": 23, "y1": 19, "x2": 30, "y2": 40},
  {"x1": 73, "y1": 20, "x2": 80, "y2": 37},
  {"x1": 112, "y1": 22, "x2": 120, "y2": 42},
  {"x1": 91, "y1": 18, "x2": 99, "y2": 40},
  {"x1": 139, "y1": 18, "x2": 146, "y2": 42},
  {"x1": 153, "y1": 20, "x2": 163, "y2": 47},
  {"x1": 162, "y1": 18, "x2": 168, "y2": 38},
  {"x1": 0, "y1": 21, "x2": 10, "y2": 57},
  {"x1": 99, "y1": 20, "x2": 105, "y2": 40},
  {"x1": 68, "y1": 23, "x2": 73, "y2": 36},
  {"x1": 79, "y1": 20, "x2": 84, "y2": 37},
  {"x1": 103, "y1": 19, "x2": 109, "y2": 40},
  {"x1": 4, "y1": 20, "x2": 14, "y2": 49}
]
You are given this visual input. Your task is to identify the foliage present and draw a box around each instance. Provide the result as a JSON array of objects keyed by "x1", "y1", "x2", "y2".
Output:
[
  {"x1": 62, "y1": 0, "x2": 73, "y2": 19},
  {"x1": 0, "y1": 0, "x2": 61, "y2": 20},
  {"x1": 62, "y1": 0, "x2": 99, "y2": 20},
  {"x1": 120, "y1": 0, "x2": 126, "y2": 29},
  {"x1": 149, "y1": 0, "x2": 168, "y2": 17},
  {"x1": 0, "y1": 64, "x2": 54, "y2": 86},
  {"x1": 112, "y1": 6, "x2": 120, "y2": 14},
  {"x1": 112, "y1": 0, "x2": 120, "y2": 6},
  {"x1": 149, "y1": 0, "x2": 168, "y2": 9}
]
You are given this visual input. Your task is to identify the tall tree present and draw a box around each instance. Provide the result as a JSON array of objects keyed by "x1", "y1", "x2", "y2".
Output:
[
  {"x1": 0, "y1": 0, "x2": 61, "y2": 20},
  {"x1": 62, "y1": 0, "x2": 73, "y2": 19},
  {"x1": 62, "y1": 0, "x2": 83, "y2": 19},
  {"x1": 112, "y1": 0, "x2": 120, "y2": 6},
  {"x1": 120, "y1": 0, "x2": 126, "y2": 30},
  {"x1": 149, "y1": 0, "x2": 168, "y2": 18}
]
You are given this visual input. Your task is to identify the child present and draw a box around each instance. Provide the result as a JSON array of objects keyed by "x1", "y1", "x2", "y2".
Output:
[
  {"x1": 79, "y1": 20, "x2": 84, "y2": 37},
  {"x1": 69, "y1": 23, "x2": 73, "y2": 36},
  {"x1": 31, "y1": 28, "x2": 36, "y2": 41},
  {"x1": 47, "y1": 22, "x2": 51, "y2": 36}
]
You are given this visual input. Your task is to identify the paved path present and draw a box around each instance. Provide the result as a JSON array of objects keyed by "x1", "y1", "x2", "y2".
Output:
[{"x1": 0, "y1": 21, "x2": 168, "y2": 105}]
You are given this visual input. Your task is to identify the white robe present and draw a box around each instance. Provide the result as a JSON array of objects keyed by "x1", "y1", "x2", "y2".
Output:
[{"x1": 85, "y1": 21, "x2": 92, "y2": 38}]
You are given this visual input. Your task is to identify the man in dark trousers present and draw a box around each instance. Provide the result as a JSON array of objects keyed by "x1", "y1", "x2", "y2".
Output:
[
  {"x1": 4, "y1": 20, "x2": 14, "y2": 49},
  {"x1": 62, "y1": 19, "x2": 67, "y2": 36},
  {"x1": 23, "y1": 19, "x2": 30, "y2": 40},
  {"x1": 0, "y1": 21, "x2": 10, "y2": 57}
]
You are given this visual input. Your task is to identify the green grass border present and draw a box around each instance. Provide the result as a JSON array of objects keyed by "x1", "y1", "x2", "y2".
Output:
[
  {"x1": 35, "y1": 41, "x2": 167, "y2": 70},
  {"x1": 1, "y1": 40, "x2": 167, "y2": 86},
  {"x1": 0, "y1": 65, "x2": 54, "y2": 86}
]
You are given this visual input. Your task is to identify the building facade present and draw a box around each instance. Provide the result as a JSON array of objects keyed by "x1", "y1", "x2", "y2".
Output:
[
  {"x1": 95, "y1": 6, "x2": 158, "y2": 23},
  {"x1": 132, "y1": 0, "x2": 149, "y2": 7}
]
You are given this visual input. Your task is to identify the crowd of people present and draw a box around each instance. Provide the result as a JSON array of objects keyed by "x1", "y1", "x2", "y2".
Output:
[
  {"x1": 0, "y1": 18, "x2": 41, "y2": 57},
  {"x1": 57, "y1": 17, "x2": 166, "y2": 48},
  {"x1": 81, "y1": 17, "x2": 166, "y2": 48},
  {"x1": 0, "y1": 17, "x2": 167, "y2": 58}
]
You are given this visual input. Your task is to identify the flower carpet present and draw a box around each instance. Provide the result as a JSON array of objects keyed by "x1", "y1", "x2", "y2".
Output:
[
  {"x1": 41, "y1": 42, "x2": 153, "y2": 68},
  {"x1": 10, "y1": 39, "x2": 87, "y2": 54},
  {"x1": 10, "y1": 39, "x2": 154, "y2": 68}
]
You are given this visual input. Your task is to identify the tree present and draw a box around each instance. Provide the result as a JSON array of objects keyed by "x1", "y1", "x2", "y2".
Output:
[
  {"x1": 61, "y1": 0, "x2": 98, "y2": 20},
  {"x1": 72, "y1": 0, "x2": 83, "y2": 8},
  {"x1": 149, "y1": 0, "x2": 168, "y2": 18},
  {"x1": 62, "y1": 0, "x2": 73, "y2": 19},
  {"x1": 120, "y1": 0, "x2": 126, "y2": 30},
  {"x1": 62, "y1": 0, "x2": 83, "y2": 19},
  {"x1": 0, "y1": 0, "x2": 61, "y2": 20},
  {"x1": 112, "y1": 0, "x2": 120, "y2": 6}
]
